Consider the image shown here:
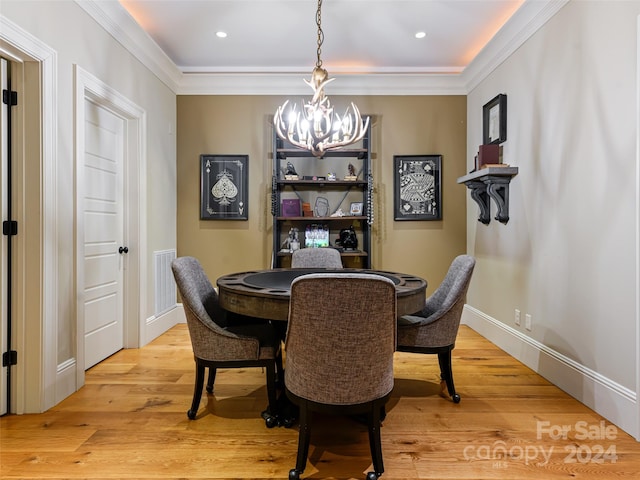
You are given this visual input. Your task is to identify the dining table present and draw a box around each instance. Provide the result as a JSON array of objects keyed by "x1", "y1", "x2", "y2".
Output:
[
  {"x1": 216, "y1": 267, "x2": 427, "y2": 321},
  {"x1": 216, "y1": 267, "x2": 427, "y2": 427}
]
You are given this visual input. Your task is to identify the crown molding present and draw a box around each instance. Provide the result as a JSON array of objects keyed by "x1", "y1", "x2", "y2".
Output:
[
  {"x1": 179, "y1": 65, "x2": 465, "y2": 75},
  {"x1": 462, "y1": 0, "x2": 570, "y2": 92},
  {"x1": 78, "y1": 0, "x2": 566, "y2": 96},
  {"x1": 176, "y1": 72, "x2": 469, "y2": 96},
  {"x1": 75, "y1": 0, "x2": 181, "y2": 92}
]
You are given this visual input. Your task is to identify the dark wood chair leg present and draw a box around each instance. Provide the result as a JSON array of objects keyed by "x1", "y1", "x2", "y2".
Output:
[
  {"x1": 265, "y1": 361, "x2": 278, "y2": 409},
  {"x1": 206, "y1": 366, "x2": 216, "y2": 393},
  {"x1": 261, "y1": 361, "x2": 279, "y2": 428},
  {"x1": 367, "y1": 401, "x2": 385, "y2": 479},
  {"x1": 289, "y1": 400, "x2": 311, "y2": 480},
  {"x1": 275, "y1": 351, "x2": 284, "y2": 389},
  {"x1": 188, "y1": 361, "x2": 206, "y2": 419},
  {"x1": 437, "y1": 349, "x2": 460, "y2": 403}
]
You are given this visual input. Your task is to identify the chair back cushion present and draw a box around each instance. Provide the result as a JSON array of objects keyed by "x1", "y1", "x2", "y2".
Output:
[
  {"x1": 285, "y1": 273, "x2": 396, "y2": 405},
  {"x1": 291, "y1": 247, "x2": 343, "y2": 268},
  {"x1": 171, "y1": 257, "x2": 224, "y2": 327},
  {"x1": 171, "y1": 256, "x2": 261, "y2": 360},
  {"x1": 398, "y1": 255, "x2": 475, "y2": 348},
  {"x1": 429, "y1": 255, "x2": 476, "y2": 318}
]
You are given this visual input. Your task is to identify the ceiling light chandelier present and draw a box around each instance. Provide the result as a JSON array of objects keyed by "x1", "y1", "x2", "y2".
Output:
[{"x1": 274, "y1": 0, "x2": 370, "y2": 158}]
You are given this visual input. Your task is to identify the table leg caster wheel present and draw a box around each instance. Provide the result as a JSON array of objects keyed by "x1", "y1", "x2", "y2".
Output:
[
  {"x1": 366, "y1": 471, "x2": 381, "y2": 480},
  {"x1": 265, "y1": 415, "x2": 278, "y2": 428},
  {"x1": 261, "y1": 410, "x2": 278, "y2": 428},
  {"x1": 452, "y1": 393, "x2": 461, "y2": 404},
  {"x1": 281, "y1": 414, "x2": 296, "y2": 428},
  {"x1": 187, "y1": 409, "x2": 196, "y2": 420}
]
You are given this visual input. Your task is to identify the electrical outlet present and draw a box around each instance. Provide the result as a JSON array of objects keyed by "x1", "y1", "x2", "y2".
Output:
[
  {"x1": 514, "y1": 309, "x2": 521, "y2": 326},
  {"x1": 525, "y1": 314, "x2": 532, "y2": 331}
]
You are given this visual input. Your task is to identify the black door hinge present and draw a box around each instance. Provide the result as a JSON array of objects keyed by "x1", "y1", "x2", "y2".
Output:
[
  {"x1": 2, "y1": 89, "x2": 17, "y2": 106},
  {"x1": 2, "y1": 350, "x2": 17, "y2": 367},
  {"x1": 2, "y1": 220, "x2": 17, "y2": 236}
]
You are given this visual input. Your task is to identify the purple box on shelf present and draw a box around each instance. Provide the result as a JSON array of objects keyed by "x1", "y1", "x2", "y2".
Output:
[{"x1": 281, "y1": 199, "x2": 301, "y2": 217}]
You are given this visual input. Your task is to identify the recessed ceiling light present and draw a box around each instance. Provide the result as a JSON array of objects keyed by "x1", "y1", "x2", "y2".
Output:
[
  {"x1": 216, "y1": 31, "x2": 227, "y2": 38},
  {"x1": 415, "y1": 31, "x2": 426, "y2": 39}
]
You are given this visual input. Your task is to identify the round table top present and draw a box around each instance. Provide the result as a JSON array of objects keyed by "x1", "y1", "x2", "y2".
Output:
[{"x1": 217, "y1": 268, "x2": 427, "y2": 321}]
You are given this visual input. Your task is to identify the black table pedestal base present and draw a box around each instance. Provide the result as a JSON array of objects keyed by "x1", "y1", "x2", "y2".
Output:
[{"x1": 262, "y1": 391, "x2": 299, "y2": 428}]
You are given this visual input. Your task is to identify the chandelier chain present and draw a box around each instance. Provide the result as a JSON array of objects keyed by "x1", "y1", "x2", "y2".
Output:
[
  {"x1": 273, "y1": 0, "x2": 369, "y2": 157},
  {"x1": 316, "y1": 0, "x2": 324, "y2": 68}
]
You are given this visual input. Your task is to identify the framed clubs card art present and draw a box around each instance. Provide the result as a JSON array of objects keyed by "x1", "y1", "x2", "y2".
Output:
[
  {"x1": 200, "y1": 154, "x2": 248, "y2": 220},
  {"x1": 394, "y1": 155, "x2": 442, "y2": 221}
]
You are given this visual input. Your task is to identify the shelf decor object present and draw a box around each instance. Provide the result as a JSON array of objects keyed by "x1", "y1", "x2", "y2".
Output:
[
  {"x1": 282, "y1": 199, "x2": 302, "y2": 217},
  {"x1": 200, "y1": 154, "x2": 248, "y2": 220},
  {"x1": 394, "y1": 155, "x2": 442, "y2": 221},
  {"x1": 483, "y1": 94, "x2": 507, "y2": 145},
  {"x1": 272, "y1": 0, "x2": 369, "y2": 158},
  {"x1": 350, "y1": 202, "x2": 363, "y2": 216},
  {"x1": 457, "y1": 166, "x2": 519, "y2": 225}
]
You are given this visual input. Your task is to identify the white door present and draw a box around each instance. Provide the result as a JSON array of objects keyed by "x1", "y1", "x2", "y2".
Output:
[
  {"x1": 0, "y1": 58, "x2": 9, "y2": 415},
  {"x1": 82, "y1": 100, "x2": 125, "y2": 369}
]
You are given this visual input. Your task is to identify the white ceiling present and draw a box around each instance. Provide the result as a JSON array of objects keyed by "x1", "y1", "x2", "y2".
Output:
[
  {"x1": 118, "y1": 0, "x2": 524, "y2": 75},
  {"x1": 80, "y1": 0, "x2": 565, "y2": 94}
]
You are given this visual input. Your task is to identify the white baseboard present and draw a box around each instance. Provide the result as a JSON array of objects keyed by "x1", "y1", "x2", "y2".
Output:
[
  {"x1": 55, "y1": 358, "x2": 77, "y2": 408},
  {"x1": 175, "y1": 303, "x2": 186, "y2": 323},
  {"x1": 51, "y1": 307, "x2": 184, "y2": 413},
  {"x1": 143, "y1": 305, "x2": 181, "y2": 346},
  {"x1": 462, "y1": 305, "x2": 638, "y2": 440}
]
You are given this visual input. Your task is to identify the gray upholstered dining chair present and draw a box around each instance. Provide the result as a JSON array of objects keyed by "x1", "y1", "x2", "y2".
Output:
[
  {"x1": 290, "y1": 247, "x2": 343, "y2": 268},
  {"x1": 284, "y1": 273, "x2": 397, "y2": 480},
  {"x1": 171, "y1": 256, "x2": 282, "y2": 427},
  {"x1": 397, "y1": 254, "x2": 476, "y2": 403}
]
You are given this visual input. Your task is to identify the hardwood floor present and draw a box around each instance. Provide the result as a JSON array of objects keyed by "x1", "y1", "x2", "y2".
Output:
[{"x1": 1, "y1": 324, "x2": 639, "y2": 479}]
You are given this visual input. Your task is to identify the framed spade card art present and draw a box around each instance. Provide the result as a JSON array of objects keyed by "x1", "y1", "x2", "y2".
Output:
[{"x1": 200, "y1": 154, "x2": 248, "y2": 220}]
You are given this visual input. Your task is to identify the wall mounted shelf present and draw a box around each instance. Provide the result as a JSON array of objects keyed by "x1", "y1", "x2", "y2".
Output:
[{"x1": 457, "y1": 166, "x2": 519, "y2": 224}]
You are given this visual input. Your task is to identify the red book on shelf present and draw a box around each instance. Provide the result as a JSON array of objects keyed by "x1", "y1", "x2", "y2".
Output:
[{"x1": 478, "y1": 144, "x2": 499, "y2": 168}]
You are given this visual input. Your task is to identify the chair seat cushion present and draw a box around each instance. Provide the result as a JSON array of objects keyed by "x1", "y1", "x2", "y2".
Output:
[
  {"x1": 398, "y1": 313, "x2": 437, "y2": 327},
  {"x1": 225, "y1": 322, "x2": 280, "y2": 359}
]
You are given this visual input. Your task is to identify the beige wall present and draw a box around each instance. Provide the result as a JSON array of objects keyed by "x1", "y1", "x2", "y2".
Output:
[{"x1": 177, "y1": 95, "x2": 467, "y2": 293}]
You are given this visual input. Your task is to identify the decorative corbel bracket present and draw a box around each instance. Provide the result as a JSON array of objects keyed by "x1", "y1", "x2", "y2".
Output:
[
  {"x1": 457, "y1": 167, "x2": 519, "y2": 225},
  {"x1": 466, "y1": 179, "x2": 491, "y2": 224}
]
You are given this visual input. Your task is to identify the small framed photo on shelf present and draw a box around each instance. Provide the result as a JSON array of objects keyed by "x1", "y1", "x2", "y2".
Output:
[
  {"x1": 200, "y1": 154, "x2": 248, "y2": 220},
  {"x1": 394, "y1": 154, "x2": 442, "y2": 221},
  {"x1": 350, "y1": 202, "x2": 363, "y2": 216},
  {"x1": 483, "y1": 94, "x2": 507, "y2": 145}
]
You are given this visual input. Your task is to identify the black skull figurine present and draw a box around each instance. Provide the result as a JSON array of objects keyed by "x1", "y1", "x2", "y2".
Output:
[{"x1": 285, "y1": 162, "x2": 298, "y2": 176}]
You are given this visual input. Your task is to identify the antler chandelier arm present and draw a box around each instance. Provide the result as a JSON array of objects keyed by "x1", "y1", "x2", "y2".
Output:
[{"x1": 274, "y1": 99, "x2": 370, "y2": 157}]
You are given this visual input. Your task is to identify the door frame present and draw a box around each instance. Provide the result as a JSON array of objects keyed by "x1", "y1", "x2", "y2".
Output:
[
  {"x1": 0, "y1": 16, "x2": 57, "y2": 413},
  {"x1": 635, "y1": 15, "x2": 640, "y2": 441},
  {"x1": 74, "y1": 65, "x2": 146, "y2": 387},
  {"x1": 1, "y1": 57, "x2": 9, "y2": 416}
]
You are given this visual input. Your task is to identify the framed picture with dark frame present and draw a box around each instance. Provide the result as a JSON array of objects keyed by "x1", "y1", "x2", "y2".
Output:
[
  {"x1": 200, "y1": 154, "x2": 248, "y2": 220},
  {"x1": 394, "y1": 155, "x2": 442, "y2": 221},
  {"x1": 483, "y1": 93, "x2": 507, "y2": 145}
]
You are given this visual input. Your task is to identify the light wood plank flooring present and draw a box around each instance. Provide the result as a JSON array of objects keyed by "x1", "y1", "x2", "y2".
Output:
[{"x1": 1, "y1": 324, "x2": 639, "y2": 479}]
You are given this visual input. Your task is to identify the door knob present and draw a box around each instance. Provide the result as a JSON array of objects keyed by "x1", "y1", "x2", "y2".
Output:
[{"x1": 119, "y1": 246, "x2": 129, "y2": 254}]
